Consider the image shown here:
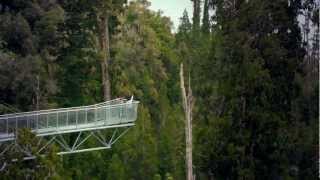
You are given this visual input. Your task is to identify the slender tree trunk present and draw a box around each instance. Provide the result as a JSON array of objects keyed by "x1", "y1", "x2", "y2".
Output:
[
  {"x1": 180, "y1": 63, "x2": 195, "y2": 180},
  {"x1": 98, "y1": 14, "x2": 111, "y2": 101},
  {"x1": 36, "y1": 75, "x2": 40, "y2": 110},
  {"x1": 192, "y1": 0, "x2": 201, "y2": 32}
]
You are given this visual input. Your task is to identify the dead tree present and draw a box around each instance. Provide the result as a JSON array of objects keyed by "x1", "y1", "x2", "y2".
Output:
[{"x1": 180, "y1": 63, "x2": 195, "y2": 180}]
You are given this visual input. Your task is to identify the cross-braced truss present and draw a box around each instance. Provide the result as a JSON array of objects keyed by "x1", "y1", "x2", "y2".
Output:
[
  {"x1": 0, "y1": 126, "x2": 132, "y2": 170},
  {"x1": 0, "y1": 127, "x2": 133, "y2": 156}
]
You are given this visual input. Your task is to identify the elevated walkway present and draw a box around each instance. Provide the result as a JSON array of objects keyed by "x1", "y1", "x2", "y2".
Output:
[{"x1": 0, "y1": 98, "x2": 139, "y2": 159}]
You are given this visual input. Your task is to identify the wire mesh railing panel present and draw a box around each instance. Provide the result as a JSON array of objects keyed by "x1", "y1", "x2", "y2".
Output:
[
  {"x1": 0, "y1": 119, "x2": 6, "y2": 134},
  {"x1": 68, "y1": 111, "x2": 77, "y2": 126},
  {"x1": 109, "y1": 107, "x2": 119, "y2": 125},
  {"x1": 77, "y1": 110, "x2": 86, "y2": 125},
  {"x1": 87, "y1": 109, "x2": 95, "y2": 124},
  {"x1": 58, "y1": 112, "x2": 67, "y2": 127},
  {"x1": 0, "y1": 99, "x2": 139, "y2": 141},
  {"x1": 38, "y1": 114, "x2": 47, "y2": 129},
  {"x1": 96, "y1": 107, "x2": 105, "y2": 122},
  {"x1": 29, "y1": 116, "x2": 37, "y2": 130},
  {"x1": 8, "y1": 119, "x2": 15, "y2": 134},
  {"x1": 48, "y1": 113, "x2": 58, "y2": 128}
]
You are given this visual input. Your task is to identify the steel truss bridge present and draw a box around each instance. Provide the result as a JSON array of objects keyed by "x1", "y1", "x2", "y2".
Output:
[{"x1": 0, "y1": 98, "x2": 139, "y2": 169}]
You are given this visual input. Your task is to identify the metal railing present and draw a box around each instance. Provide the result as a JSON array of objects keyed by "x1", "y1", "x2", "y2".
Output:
[{"x1": 0, "y1": 98, "x2": 139, "y2": 141}]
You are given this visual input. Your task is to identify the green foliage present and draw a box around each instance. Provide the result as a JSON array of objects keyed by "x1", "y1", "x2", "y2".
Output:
[
  {"x1": 202, "y1": 0, "x2": 210, "y2": 34},
  {"x1": 191, "y1": 0, "x2": 201, "y2": 32},
  {"x1": 110, "y1": 1, "x2": 184, "y2": 179},
  {"x1": 0, "y1": 129, "x2": 61, "y2": 179},
  {"x1": 187, "y1": 0, "x2": 318, "y2": 179},
  {"x1": 0, "y1": 0, "x2": 317, "y2": 179},
  {"x1": 107, "y1": 154, "x2": 126, "y2": 180},
  {"x1": 0, "y1": 0, "x2": 64, "y2": 111}
]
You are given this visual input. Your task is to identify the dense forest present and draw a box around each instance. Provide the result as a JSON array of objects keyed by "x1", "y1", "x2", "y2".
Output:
[{"x1": 0, "y1": 0, "x2": 319, "y2": 179}]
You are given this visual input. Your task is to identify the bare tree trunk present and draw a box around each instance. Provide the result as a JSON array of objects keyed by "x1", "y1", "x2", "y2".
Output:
[
  {"x1": 98, "y1": 14, "x2": 111, "y2": 101},
  {"x1": 311, "y1": 18, "x2": 319, "y2": 82},
  {"x1": 180, "y1": 63, "x2": 195, "y2": 180}
]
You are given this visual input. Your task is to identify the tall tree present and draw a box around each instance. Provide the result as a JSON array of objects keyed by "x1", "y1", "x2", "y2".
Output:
[
  {"x1": 195, "y1": 0, "x2": 314, "y2": 179},
  {"x1": 180, "y1": 63, "x2": 195, "y2": 180},
  {"x1": 111, "y1": 1, "x2": 184, "y2": 179},
  {"x1": 58, "y1": 0, "x2": 102, "y2": 107},
  {"x1": 202, "y1": 0, "x2": 210, "y2": 33},
  {"x1": 96, "y1": 2, "x2": 112, "y2": 101},
  {"x1": 191, "y1": 0, "x2": 201, "y2": 32},
  {"x1": 95, "y1": 0, "x2": 126, "y2": 101}
]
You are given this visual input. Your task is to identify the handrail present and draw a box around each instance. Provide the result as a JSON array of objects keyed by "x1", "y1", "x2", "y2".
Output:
[
  {"x1": 0, "y1": 98, "x2": 139, "y2": 142},
  {"x1": 0, "y1": 98, "x2": 130, "y2": 119},
  {"x1": 0, "y1": 100, "x2": 139, "y2": 120}
]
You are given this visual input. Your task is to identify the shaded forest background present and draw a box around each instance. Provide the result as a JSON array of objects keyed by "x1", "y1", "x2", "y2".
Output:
[{"x1": 0, "y1": 0, "x2": 319, "y2": 179}]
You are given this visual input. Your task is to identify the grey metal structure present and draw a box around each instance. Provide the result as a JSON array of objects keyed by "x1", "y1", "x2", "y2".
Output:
[{"x1": 0, "y1": 97, "x2": 139, "y2": 160}]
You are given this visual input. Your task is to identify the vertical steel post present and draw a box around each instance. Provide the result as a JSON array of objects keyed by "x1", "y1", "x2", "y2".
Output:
[
  {"x1": 120, "y1": 105, "x2": 122, "y2": 122},
  {"x1": 85, "y1": 109, "x2": 87, "y2": 124},
  {"x1": 56, "y1": 112, "x2": 58, "y2": 130},
  {"x1": 94, "y1": 107, "x2": 97, "y2": 124},
  {"x1": 109, "y1": 107, "x2": 111, "y2": 125},
  {"x1": 67, "y1": 111, "x2": 69, "y2": 126},
  {"x1": 126, "y1": 103, "x2": 128, "y2": 123},
  {"x1": 76, "y1": 110, "x2": 78, "y2": 128},
  {"x1": 36, "y1": 113, "x2": 38, "y2": 132},
  {"x1": 105, "y1": 107, "x2": 108, "y2": 125},
  {"x1": 26, "y1": 116, "x2": 29, "y2": 129},
  {"x1": 46, "y1": 113, "x2": 49, "y2": 128},
  {"x1": 15, "y1": 117, "x2": 17, "y2": 139},
  {"x1": 6, "y1": 118, "x2": 8, "y2": 134}
]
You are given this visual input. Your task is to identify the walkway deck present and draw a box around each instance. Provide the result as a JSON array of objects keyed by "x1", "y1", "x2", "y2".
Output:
[{"x1": 0, "y1": 98, "x2": 139, "y2": 142}]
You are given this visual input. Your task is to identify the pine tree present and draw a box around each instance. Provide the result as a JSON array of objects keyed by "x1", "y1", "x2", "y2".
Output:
[
  {"x1": 196, "y1": 0, "x2": 312, "y2": 179},
  {"x1": 191, "y1": 0, "x2": 201, "y2": 33},
  {"x1": 202, "y1": 0, "x2": 210, "y2": 34},
  {"x1": 176, "y1": 10, "x2": 192, "y2": 43}
]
